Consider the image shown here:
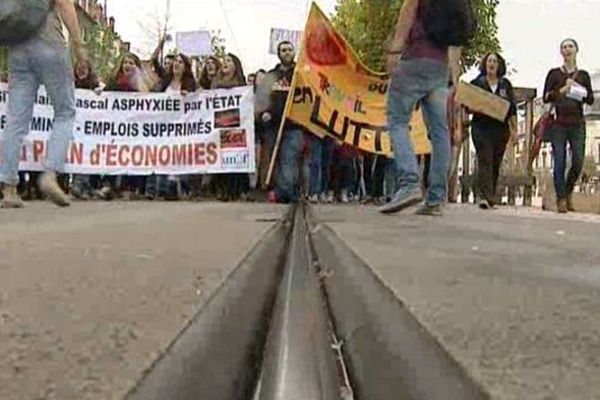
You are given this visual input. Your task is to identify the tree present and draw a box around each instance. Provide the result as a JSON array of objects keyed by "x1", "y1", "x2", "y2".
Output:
[
  {"x1": 0, "y1": 47, "x2": 7, "y2": 74},
  {"x1": 83, "y1": 23, "x2": 125, "y2": 81},
  {"x1": 332, "y1": 0, "x2": 501, "y2": 72}
]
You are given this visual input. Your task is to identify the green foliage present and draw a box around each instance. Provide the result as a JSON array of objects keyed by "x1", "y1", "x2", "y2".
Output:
[
  {"x1": 0, "y1": 47, "x2": 8, "y2": 80},
  {"x1": 210, "y1": 30, "x2": 227, "y2": 59},
  {"x1": 332, "y1": 0, "x2": 501, "y2": 72},
  {"x1": 83, "y1": 23, "x2": 125, "y2": 82}
]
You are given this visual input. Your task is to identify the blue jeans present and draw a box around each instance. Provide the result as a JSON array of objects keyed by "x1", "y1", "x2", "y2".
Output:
[
  {"x1": 307, "y1": 134, "x2": 323, "y2": 196},
  {"x1": 387, "y1": 59, "x2": 450, "y2": 206},
  {"x1": 321, "y1": 137, "x2": 335, "y2": 194},
  {"x1": 0, "y1": 38, "x2": 75, "y2": 185},
  {"x1": 551, "y1": 125, "x2": 585, "y2": 199},
  {"x1": 275, "y1": 127, "x2": 303, "y2": 203}
]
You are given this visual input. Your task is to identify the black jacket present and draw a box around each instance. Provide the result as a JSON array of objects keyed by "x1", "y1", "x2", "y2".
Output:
[
  {"x1": 470, "y1": 75, "x2": 517, "y2": 134},
  {"x1": 264, "y1": 63, "x2": 300, "y2": 130}
]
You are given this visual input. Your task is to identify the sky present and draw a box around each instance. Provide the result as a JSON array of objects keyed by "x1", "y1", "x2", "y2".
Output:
[{"x1": 107, "y1": 0, "x2": 600, "y2": 93}]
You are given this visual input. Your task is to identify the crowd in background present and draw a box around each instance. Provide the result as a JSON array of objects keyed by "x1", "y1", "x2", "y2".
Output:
[
  {"x1": 6, "y1": 38, "x2": 431, "y2": 206},
  {"x1": 2, "y1": 36, "x2": 594, "y2": 213}
]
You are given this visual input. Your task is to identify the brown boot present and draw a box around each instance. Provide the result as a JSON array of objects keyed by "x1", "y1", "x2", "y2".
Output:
[
  {"x1": 38, "y1": 172, "x2": 70, "y2": 207},
  {"x1": 566, "y1": 195, "x2": 575, "y2": 212},
  {"x1": 0, "y1": 184, "x2": 25, "y2": 209},
  {"x1": 557, "y1": 198, "x2": 568, "y2": 214}
]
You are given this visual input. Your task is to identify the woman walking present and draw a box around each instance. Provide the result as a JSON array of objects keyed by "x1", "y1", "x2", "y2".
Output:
[
  {"x1": 543, "y1": 39, "x2": 594, "y2": 213},
  {"x1": 470, "y1": 52, "x2": 517, "y2": 209}
]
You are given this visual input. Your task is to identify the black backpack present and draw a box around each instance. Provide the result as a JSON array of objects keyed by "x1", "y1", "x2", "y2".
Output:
[
  {"x1": 0, "y1": 0, "x2": 53, "y2": 46},
  {"x1": 422, "y1": 0, "x2": 477, "y2": 47}
]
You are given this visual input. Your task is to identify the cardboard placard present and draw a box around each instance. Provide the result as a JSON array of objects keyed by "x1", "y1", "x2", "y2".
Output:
[{"x1": 456, "y1": 81, "x2": 510, "y2": 122}]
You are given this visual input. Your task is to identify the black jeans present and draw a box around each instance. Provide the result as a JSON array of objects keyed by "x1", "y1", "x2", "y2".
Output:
[
  {"x1": 550, "y1": 125, "x2": 585, "y2": 199},
  {"x1": 364, "y1": 154, "x2": 386, "y2": 198},
  {"x1": 472, "y1": 126, "x2": 509, "y2": 205}
]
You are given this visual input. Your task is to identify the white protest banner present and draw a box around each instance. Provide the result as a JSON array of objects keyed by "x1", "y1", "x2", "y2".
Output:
[
  {"x1": 269, "y1": 28, "x2": 303, "y2": 54},
  {"x1": 0, "y1": 84, "x2": 256, "y2": 175},
  {"x1": 176, "y1": 30, "x2": 213, "y2": 57}
]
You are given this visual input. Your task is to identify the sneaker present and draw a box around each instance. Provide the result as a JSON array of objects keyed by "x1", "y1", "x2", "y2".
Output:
[
  {"x1": 308, "y1": 194, "x2": 319, "y2": 204},
  {"x1": 378, "y1": 190, "x2": 422, "y2": 214},
  {"x1": 415, "y1": 203, "x2": 443, "y2": 216},
  {"x1": 95, "y1": 186, "x2": 113, "y2": 201},
  {"x1": 360, "y1": 195, "x2": 374, "y2": 205},
  {"x1": 339, "y1": 190, "x2": 350, "y2": 204},
  {"x1": 479, "y1": 199, "x2": 491, "y2": 210},
  {"x1": 0, "y1": 184, "x2": 25, "y2": 209},
  {"x1": 325, "y1": 191, "x2": 335, "y2": 204},
  {"x1": 38, "y1": 173, "x2": 70, "y2": 207}
]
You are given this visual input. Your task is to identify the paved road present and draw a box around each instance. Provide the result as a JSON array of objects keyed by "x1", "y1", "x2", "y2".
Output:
[
  {"x1": 0, "y1": 202, "x2": 283, "y2": 400},
  {"x1": 314, "y1": 204, "x2": 600, "y2": 400},
  {"x1": 2, "y1": 201, "x2": 599, "y2": 400}
]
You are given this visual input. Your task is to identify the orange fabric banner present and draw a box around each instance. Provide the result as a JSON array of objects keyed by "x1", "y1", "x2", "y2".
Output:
[{"x1": 284, "y1": 3, "x2": 431, "y2": 156}]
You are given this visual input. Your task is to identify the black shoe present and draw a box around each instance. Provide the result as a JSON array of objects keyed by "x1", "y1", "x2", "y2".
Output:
[{"x1": 415, "y1": 204, "x2": 443, "y2": 216}]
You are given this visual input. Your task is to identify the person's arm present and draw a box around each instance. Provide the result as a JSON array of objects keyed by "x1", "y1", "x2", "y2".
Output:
[
  {"x1": 54, "y1": 0, "x2": 85, "y2": 60},
  {"x1": 543, "y1": 70, "x2": 558, "y2": 103},
  {"x1": 385, "y1": 0, "x2": 419, "y2": 72},
  {"x1": 151, "y1": 37, "x2": 166, "y2": 78},
  {"x1": 387, "y1": 0, "x2": 419, "y2": 53},
  {"x1": 582, "y1": 71, "x2": 595, "y2": 106}
]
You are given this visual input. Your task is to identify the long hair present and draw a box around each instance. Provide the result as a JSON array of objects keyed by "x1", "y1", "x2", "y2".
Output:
[
  {"x1": 106, "y1": 52, "x2": 143, "y2": 91},
  {"x1": 478, "y1": 52, "x2": 507, "y2": 79},
  {"x1": 213, "y1": 53, "x2": 246, "y2": 89},
  {"x1": 74, "y1": 59, "x2": 100, "y2": 90},
  {"x1": 160, "y1": 53, "x2": 197, "y2": 92},
  {"x1": 199, "y1": 56, "x2": 221, "y2": 90}
]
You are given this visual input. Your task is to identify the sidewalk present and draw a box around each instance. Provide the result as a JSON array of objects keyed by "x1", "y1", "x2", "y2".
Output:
[{"x1": 314, "y1": 203, "x2": 600, "y2": 400}]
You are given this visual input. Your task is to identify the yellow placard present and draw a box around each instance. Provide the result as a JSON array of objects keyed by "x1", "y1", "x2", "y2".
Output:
[{"x1": 284, "y1": 3, "x2": 431, "y2": 156}]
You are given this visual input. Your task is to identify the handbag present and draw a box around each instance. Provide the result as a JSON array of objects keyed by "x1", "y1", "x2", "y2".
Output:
[{"x1": 530, "y1": 107, "x2": 555, "y2": 166}]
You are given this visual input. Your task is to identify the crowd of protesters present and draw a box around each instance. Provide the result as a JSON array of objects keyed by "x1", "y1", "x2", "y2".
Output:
[
  {"x1": 0, "y1": 0, "x2": 595, "y2": 216},
  {"x1": 1, "y1": 36, "x2": 415, "y2": 207}
]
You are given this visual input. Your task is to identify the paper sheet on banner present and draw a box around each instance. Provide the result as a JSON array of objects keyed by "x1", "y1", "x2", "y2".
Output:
[
  {"x1": 284, "y1": 4, "x2": 431, "y2": 156},
  {"x1": 0, "y1": 83, "x2": 256, "y2": 175}
]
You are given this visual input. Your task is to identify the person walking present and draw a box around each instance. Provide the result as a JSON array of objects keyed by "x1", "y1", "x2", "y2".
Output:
[
  {"x1": 1, "y1": 0, "x2": 87, "y2": 208},
  {"x1": 379, "y1": 0, "x2": 473, "y2": 216},
  {"x1": 543, "y1": 39, "x2": 594, "y2": 213},
  {"x1": 470, "y1": 52, "x2": 517, "y2": 209}
]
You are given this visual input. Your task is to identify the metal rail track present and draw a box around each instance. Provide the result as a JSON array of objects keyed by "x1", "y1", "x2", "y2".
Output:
[{"x1": 125, "y1": 204, "x2": 489, "y2": 400}]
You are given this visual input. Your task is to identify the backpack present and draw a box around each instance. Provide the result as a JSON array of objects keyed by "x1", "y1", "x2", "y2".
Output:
[
  {"x1": 422, "y1": 0, "x2": 477, "y2": 47},
  {"x1": 0, "y1": 0, "x2": 53, "y2": 46}
]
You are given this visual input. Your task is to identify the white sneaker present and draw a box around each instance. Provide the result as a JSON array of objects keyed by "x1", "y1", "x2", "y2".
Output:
[
  {"x1": 308, "y1": 194, "x2": 319, "y2": 204},
  {"x1": 340, "y1": 190, "x2": 350, "y2": 204},
  {"x1": 326, "y1": 191, "x2": 334, "y2": 204}
]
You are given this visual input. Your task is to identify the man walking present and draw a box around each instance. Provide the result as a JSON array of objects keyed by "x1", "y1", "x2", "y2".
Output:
[
  {"x1": 1, "y1": 0, "x2": 86, "y2": 208},
  {"x1": 379, "y1": 0, "x2": 472, "y2": 216},
  {"x1": 261, "y1": 41, "x2": 305, "y2": 203}
]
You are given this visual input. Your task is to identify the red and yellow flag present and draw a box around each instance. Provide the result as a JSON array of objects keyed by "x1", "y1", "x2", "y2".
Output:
[{"x1": 284, "y1": 3, "x2": 431, "y2": 156}]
